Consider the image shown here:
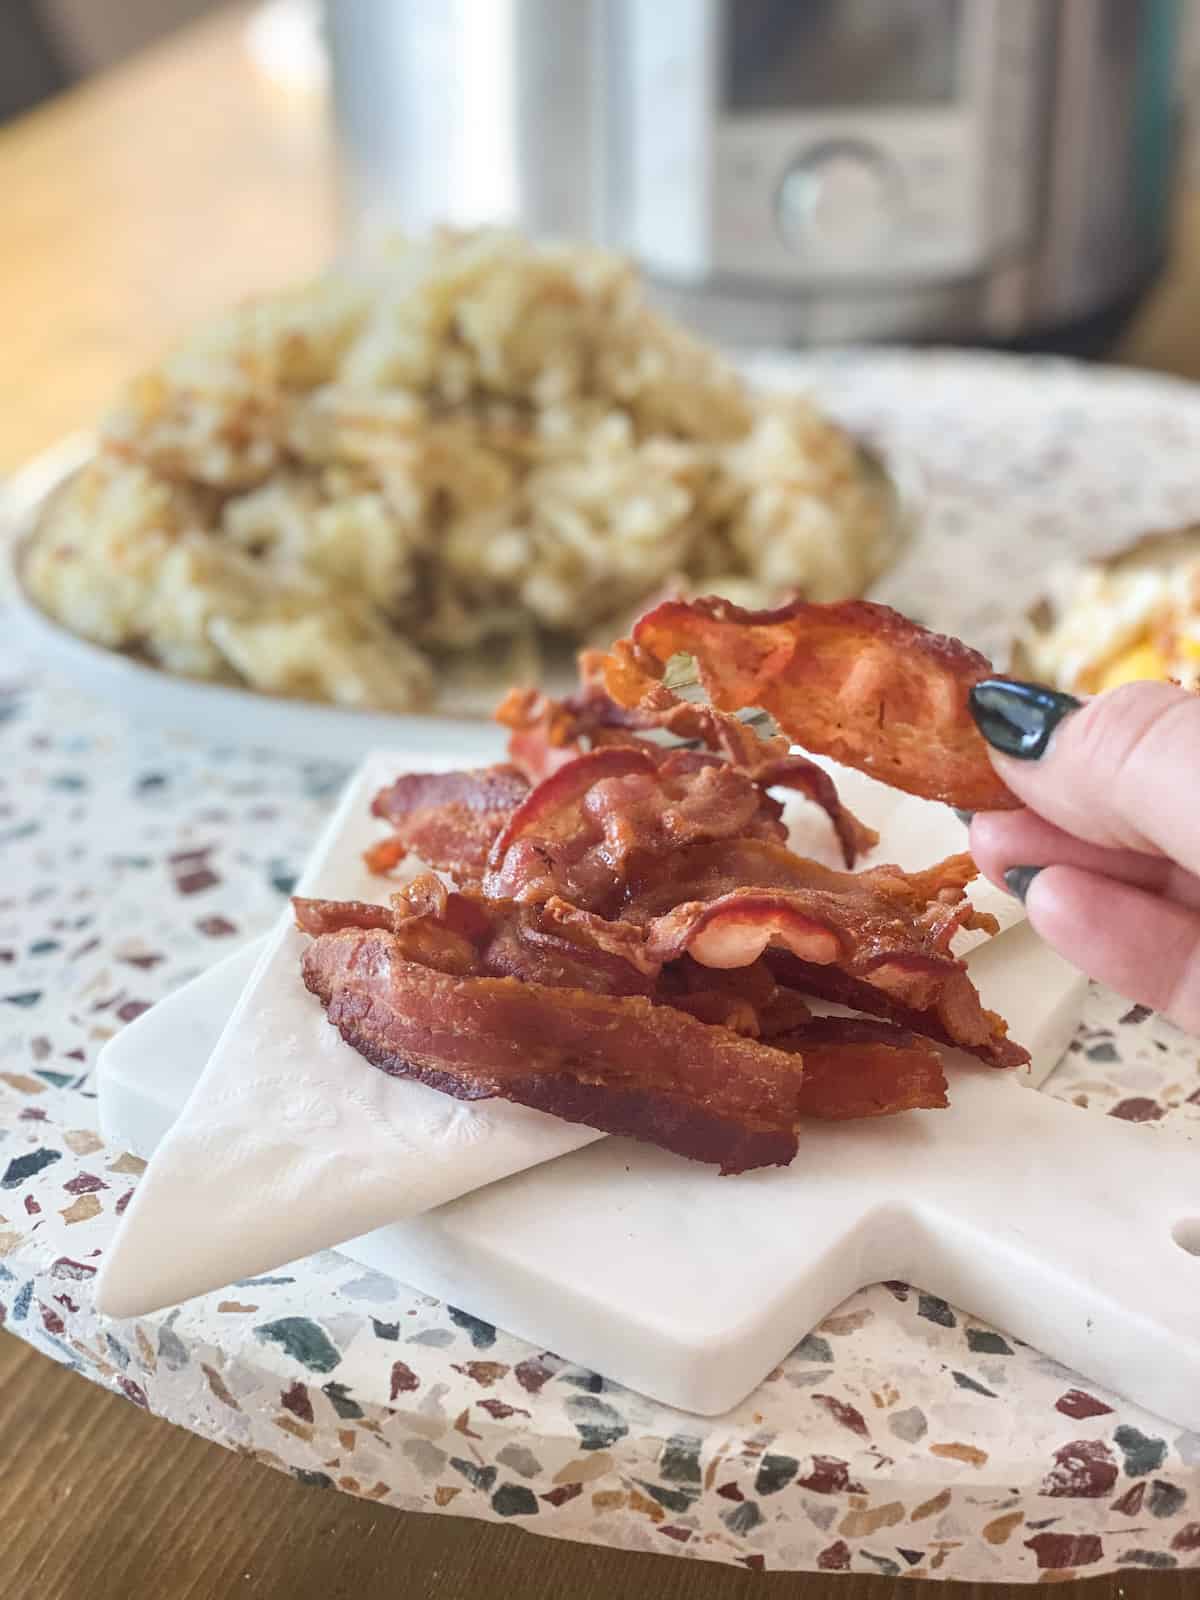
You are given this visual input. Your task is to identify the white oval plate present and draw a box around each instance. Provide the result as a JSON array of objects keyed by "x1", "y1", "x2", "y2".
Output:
[
  {"x1": 1, "y1": 366, "x2": 921, "y2": 762},
  {"x1": 1, "y1": 436, "x2": 507, "y2": 764}
]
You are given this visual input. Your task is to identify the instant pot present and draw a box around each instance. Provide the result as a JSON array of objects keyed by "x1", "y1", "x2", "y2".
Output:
[{"x1": 324, "y1": 0, "x2": 1183, "y2": 351}]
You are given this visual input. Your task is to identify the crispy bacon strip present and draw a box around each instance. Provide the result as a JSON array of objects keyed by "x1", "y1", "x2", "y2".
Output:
[
  {"x1": 615, "y1": 839, "x2": 1016, "y2": 1065},
  {"x1": 367, "y1": 766, "x2": 530, "y2": 877},
  {"x1": 772, "y1": 1017, "x2": 948, "y2": 1119},
  {"x1": 752, "y1": 756, "x2": 878, "y2": 870},
  {"x1": 482, "y1": 747, "x2": 799, "y2": 910},
  {"x1": 294, "y1": 898, "x2": 394, "y2": 936},
  {"x1": 767, "y1": 951, "x2": 1027, "y2": 1070},
  {"x1": 300, "y1": 925, "x2": 806, "y2": 1172},
  {"x1": 610, "y1": 596, "x2": 1020, "y2": 811},
  {"x1": 497, "y1": 655, "x2": 878, "y2": 867},
  {"x1": 645, "y1": 890, "x2": 845, "y2": 970},
  {"x1": 625, "y1": 841, "x2": 991, "y2": 955},
  {"x1": 299, "y1": 925, "x2": 955, "y2": 1169},
  {"x1": 296, "y1": 879, "x2": 655, "y2": 998},
  {"x1": 654, "y1": 955, "x2": 813, "y2": 1039}
]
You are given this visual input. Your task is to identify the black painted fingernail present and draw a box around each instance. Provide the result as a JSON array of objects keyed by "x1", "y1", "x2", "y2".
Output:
[
  {"x1": 1004, "y1": 865, "x2": 1043, "y2": 902},
  {"x1": 969, "y1": 679, "x2": 1082, "y2": 760},
  {"x1": 953, "y1": 808, "x2": 974, "y2": 825}
]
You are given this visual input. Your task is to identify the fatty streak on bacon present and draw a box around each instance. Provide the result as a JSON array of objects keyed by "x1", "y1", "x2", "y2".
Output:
[
  {"x1": 620, "y1": 837, "x2": 985, "y2": 972},
  {"x1": 618, "y1": 840, "x2": 1021, "y2": 1068},
  {"x1": 611, "y1": 595, "x2": 1022, "y2": 812}
]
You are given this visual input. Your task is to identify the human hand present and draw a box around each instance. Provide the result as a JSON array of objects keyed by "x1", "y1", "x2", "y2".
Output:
[{"x1": 965, "y1": 678, "x2": 1200, "y2": 1032}]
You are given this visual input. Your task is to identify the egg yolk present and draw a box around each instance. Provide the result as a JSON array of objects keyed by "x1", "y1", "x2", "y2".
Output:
[{"x1": 1095, "y1": 639, "x2": 1168, "y2": 691}]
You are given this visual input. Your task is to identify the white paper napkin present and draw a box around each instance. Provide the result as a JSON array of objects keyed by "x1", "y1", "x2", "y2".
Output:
[{"x1": 96, "y1": 749, "x2": 1021, "y2": 1318}]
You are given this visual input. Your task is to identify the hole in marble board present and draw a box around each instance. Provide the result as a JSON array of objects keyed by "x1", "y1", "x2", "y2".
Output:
[{"x1": 1172, "y1": 1218, "x2": 1200, "y2": 1257}]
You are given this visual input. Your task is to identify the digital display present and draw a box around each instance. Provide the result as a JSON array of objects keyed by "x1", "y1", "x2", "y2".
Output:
[{"x1": 726, "y1": 0, "x2": 963, "y2": 112}]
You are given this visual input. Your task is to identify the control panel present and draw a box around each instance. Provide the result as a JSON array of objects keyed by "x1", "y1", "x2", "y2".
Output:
[{"x1": 617, "y1": 0, "x2": 1044, "y2": 287}]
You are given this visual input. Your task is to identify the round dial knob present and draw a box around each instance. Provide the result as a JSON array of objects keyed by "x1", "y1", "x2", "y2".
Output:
[{"x1": 776, "y1": 143, "x2": 897, "y2": 256}]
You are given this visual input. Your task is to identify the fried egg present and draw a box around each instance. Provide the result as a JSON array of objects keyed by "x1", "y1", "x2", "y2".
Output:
[{"x1": 1017, "y1": 526, "x2": 1200, "y2": 694}]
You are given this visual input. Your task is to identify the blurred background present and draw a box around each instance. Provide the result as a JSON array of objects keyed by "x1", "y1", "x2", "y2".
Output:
[{"x1": 7, "y1": 0, "x2": 1200, "y2": 476}]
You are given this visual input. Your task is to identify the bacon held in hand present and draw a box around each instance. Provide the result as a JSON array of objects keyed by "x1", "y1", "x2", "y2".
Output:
[{"x1": 611, "y1": 595, "x2": 1022, "y2": 812}]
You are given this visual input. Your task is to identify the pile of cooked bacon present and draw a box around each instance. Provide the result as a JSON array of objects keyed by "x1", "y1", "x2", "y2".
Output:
[{"x1": 295, "y1": 597, "x2": 1026, "y2": 1174}]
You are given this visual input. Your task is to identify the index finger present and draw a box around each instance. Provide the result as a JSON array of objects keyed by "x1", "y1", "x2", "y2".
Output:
[{"x1": 970, "y1": 679, "x2": 1200, "y2": 874}]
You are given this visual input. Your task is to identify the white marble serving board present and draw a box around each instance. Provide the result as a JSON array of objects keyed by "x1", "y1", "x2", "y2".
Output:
[
  {"x1": 94, "y1": 744, "x2": 1200, "y2": 1425},
  {"x1": 98, "y1": 926, "x2": 1200, "y2": 1423},
  {"x1": 92, "y1": 749, "x2": 1024, "y2": 1321}
]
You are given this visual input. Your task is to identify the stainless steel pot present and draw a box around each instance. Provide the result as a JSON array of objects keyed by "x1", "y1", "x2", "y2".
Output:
[{"x1": 324, "y1": 0, "x2": 1183, "y2": 350}]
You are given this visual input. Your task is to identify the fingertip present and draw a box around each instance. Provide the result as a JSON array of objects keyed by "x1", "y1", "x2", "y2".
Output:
[
  {"x1": 979, "y1": 679, "x2": 1200, "y2": 861},
  {"x1": 966, "y1": 809, "x2": 1002, "y2": 850},
  {"x1": 1002, "y1": 865, "x2": 1042, "y2": 904},
  {"x1": 968, "y1": 679, "x2": 1083, "y2": 763},
  {"x1": 1018, "y1": 860, "x2": 1055, "y2": 924},
  {"x1": 1015, "y1": 863, "x2": 1099, "y2": 981},
  {"x1": 1019, "y1": 864, "x2": 1200, "y2": 1030},
  {"x1": 966, "y1": 809, "x2": 1025, "y2": 893},
  {"x1": 983, "y1": 744, "x2": 1056, "y2": 802}
]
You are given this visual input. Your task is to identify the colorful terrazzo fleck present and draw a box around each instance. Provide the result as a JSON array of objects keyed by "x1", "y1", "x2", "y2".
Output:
[{"x1": 2, "y1": 351, "x2": 1200, "y2": 1580}]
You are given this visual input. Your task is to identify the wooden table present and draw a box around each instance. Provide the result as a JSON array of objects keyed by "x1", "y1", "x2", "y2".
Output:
[
  {"x1": 0, "y1": 1, "x2": 334, "y2": 478},
  {"x1": 1, "y1": 8, "x2": 1198, "y2": 1598}
]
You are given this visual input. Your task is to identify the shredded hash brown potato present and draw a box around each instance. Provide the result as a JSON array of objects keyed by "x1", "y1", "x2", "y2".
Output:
[{"x1": 25, "y1": 231, "x2": 896, "y2": 712}]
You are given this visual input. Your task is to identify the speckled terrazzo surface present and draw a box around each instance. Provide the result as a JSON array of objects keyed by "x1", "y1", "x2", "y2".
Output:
[{"x1": 2, "y1": 350, "x2": 1199, "y2": 1583}]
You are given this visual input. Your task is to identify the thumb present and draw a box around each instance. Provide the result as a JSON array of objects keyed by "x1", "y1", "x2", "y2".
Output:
[{"x1": 968, "y1": 678, "x2": 1200, "y2": 872}]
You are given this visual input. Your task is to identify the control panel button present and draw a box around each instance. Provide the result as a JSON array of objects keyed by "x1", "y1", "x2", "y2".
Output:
[{"x1": 775, "y1": 143, "x2": 898, "y2": 256}]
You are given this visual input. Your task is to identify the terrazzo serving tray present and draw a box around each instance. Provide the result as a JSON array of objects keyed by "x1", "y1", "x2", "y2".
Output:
[
  {"x1": 96, "y1": 754, "x2": 1200, "y2": 1427},
  {"x1": 10, "y1": 349, "x2": 1200, "y2": 1580}
]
